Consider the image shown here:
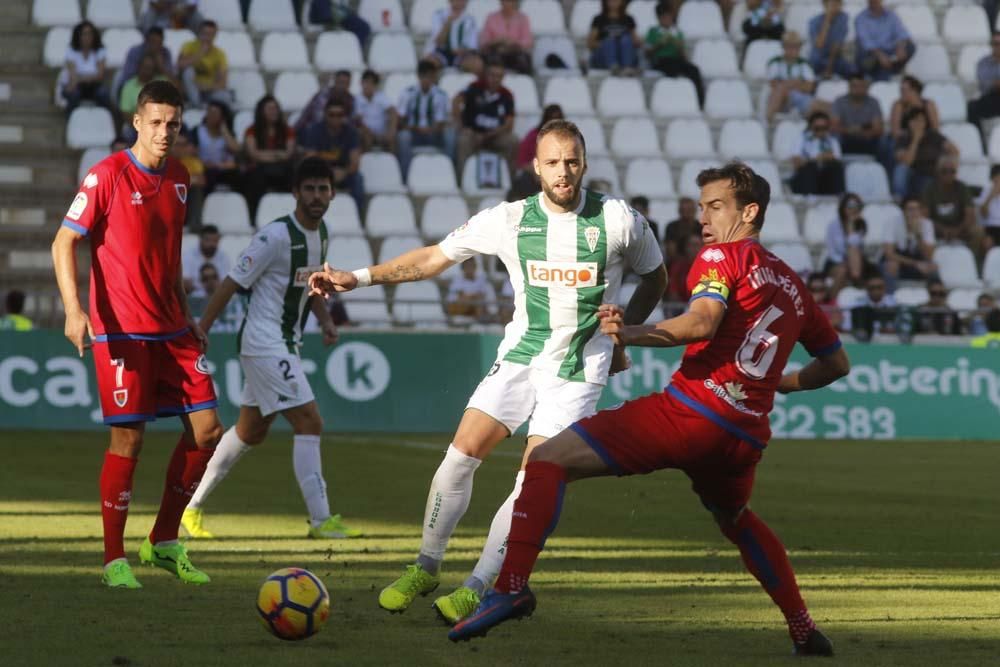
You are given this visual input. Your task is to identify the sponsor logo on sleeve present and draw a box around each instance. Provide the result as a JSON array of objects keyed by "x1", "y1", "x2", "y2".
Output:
[
  {"x1": 67, "y1": 192, "x2": 88, "y2": 220},
  {"x1": 83, "y1": 172, "x2": 98, "y2": 189},
  {"x1": 525, "y1": 260, "x2": 599, "y2": 288},
  {"x1": 236, "y1": 255, "x2": 253, "y2": 273},
  {"x1": 701, "y1": 248, "x2": 725, "y2": 263}
]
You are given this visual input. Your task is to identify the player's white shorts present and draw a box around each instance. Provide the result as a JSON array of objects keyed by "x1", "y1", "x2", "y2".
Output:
[
  {"x1": 240, "y1": 354, "x2": 315, "y2": 417},
  {"x1": 466, "y1": 360, "x2": 603, "y2": 438}
]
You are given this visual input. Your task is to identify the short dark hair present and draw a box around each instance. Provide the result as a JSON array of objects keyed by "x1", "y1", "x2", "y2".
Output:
[
  {"x1": 293, "y1": 157, "x2": 334, "y2": 190},
  {"x1": 199, "y1": 262, "x2": 219, "y2": 277},
  {"x1": 5, "y1": 290, "x2": 25, "y2": 315},
  {"x1": 136, "y1": 80, "x2": 183, "y2": 111},
  {"x1": 926, "y1": 278, "x2": 945, "y2": 291},
  {"x1": 902, "y1": 74, "x2": 923, "y2": 93},
  {"x1": 198, "y1": 19, "x2": 218, "y2": 31},
  {"x1": 335, "y1": 69, "x2": 351, "y2": 79},
  {"x1": 200, "y1": 224, "x2": 220, "y2": 237},
  {"x1": 695, "y1": 161, "x2": 770, "y2": 229},
  {"x1": 324, "y1": 98, "x2": 347, "y2": 111},
  {"x1": 655, "y1": 2, "x2": 674, "y2": 17},
  {"x1": 145, "y1": 26, "x2": 164, "y2": 38},
  {"x1": 630, "y1": 195, "x2": 650, "y2": 209},
  {"x1": 808, "y1": 110, "x2": 831, "y2": 126},
  {"x1": 417, "y1": 60, "x2": 439, "y2": 77},
  {"x1": 901, "y1": 195, "x2": 922, "y2": 209},
  {"x1": 536, "y1": 119, "x2": 587, "y2": 156},
  {"x1": 362, "y1": 69, "x2": 380, "y2": 84}
]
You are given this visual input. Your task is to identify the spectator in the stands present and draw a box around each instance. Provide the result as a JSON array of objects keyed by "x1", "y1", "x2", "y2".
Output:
[
  {"x1": 917, "y1": 278, "x2": 962, "y2": 335},
  {"x1": 967, "y1": 33, "x2": 1000, "y2": 148},
  {"x1": 307, "y1": 0, "x2": 371, "y2": 48},
  {"x1": 889, "y1": 76, "x2": 940, "y2": 145},
  {"x1": 454, "y1": 60, "x2": 517, "y2": 184},
  {"x1": 806, "y1": 274, "x2": 843, "y2": 331},
  {"x1": 923, "y1": 155, "x2": 984, "y2": 253},
  {"x1": 119, "y1": 54, "x2": 171, "y2": 122},
  {"x1": 446, "y1": 258, "x2": 492, "y2": 320},
  {"x1": 845, "y1": 274, "x2": 898, "y2": 339},
  {"x1": 587, "y1": 0, "x2": 642, "y2": 75},
  {"x1": 663, "y1": 197, "x2": 698, "y2": 265},
  {"x1": 171, "y1": 131, "x2": 205, "y2": 227},
  {"x1": 791, "y1": 111, "x2": 845, "y2": 195},
  {"x1": 666, "y1": 231, "x2": 703, "y2": 302},
  {"x1": 808, "y1": 0, "x2": 852, "y2": 79},
  {"x1": 0, "y1": 290, "x2": 33, "y2": 331},
  {"x1": 243, "y1": 95, "x2": 295, "y2": 222},
  {"x1": 629, "y1": 196, "x2": 660, "y2": 242},
  {"x1": 298, "y1": 99, "x2": 365, "y2": 213},
  {"x1": 882, "y1": 196, "x2": 937, "y2": 283},
  {"x1": 893, "y1": 110, "x2": 957, "y2": 200},
  {"x1": 825, "y1": 193, "x2": 870, "y2": 293},
  {"x1": 178, "y1": 19, "x2": 233, "y2": 107},
  {"x1": 139, "y1": 0, "x2": 202, "y2": 32},
  {"x1": 766, "y1": 31, "x2": 821, "y2": 122},
  {"x1": 182, "y1": 224, "x2": 231, "y2": 294},
  {"x1": 188, "y1": 262, "x2": 244, "y2": 331},
  {"x1": 62, "y1": 21, "x2": 113, "y2": 116},
  {"x1": 396, "y1": 60, "x2": 454, "y2": 179},
  {"x1": 425, "y1": 0, "x2": 483, "y2": 76},
  {"x1": 831, "y1": 75, "x2": 884, "y2": 157},
  {"x1": 645, "y1": 2, "x2": 704, "y2": 108},
  {"x1": 969, "y1": 293, "x2": 997, "y2": 336},
  {"x1": 743, "y1": 0, "x2": 784, "y2": 46},
  {"x1": 854, "y1": 0, "x2": 914, "y2": 81},
  {"x1": 975, "y1": 163, "x2": 1000, "y2": 251},
  {"x1": 120, "y1": 27, "x2": 174, "y2": 90},
  {"x1": 354, "y1": 70, "x2": 398, "y2": 152},
  {"x1": 192, "y1": 101, "x2": 241, "y2": 195},
  {"x1": 479, "y1": 0, "x2": 533, "y2": 74},
  {"x1": 297, "y1": 70, "x2": 354, "y2": 133},
  {"x1": 971, "y1": 307, "x2": 1000, "y2": 347}
]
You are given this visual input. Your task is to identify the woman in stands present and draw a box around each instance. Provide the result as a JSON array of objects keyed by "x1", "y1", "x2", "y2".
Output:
[
  {"x1": 243, "y1": 95, "x2": 295, "y2": 223},
  {"x1": 824, "y1": 192, "x2": 877, "y2": 294},
  {"x1": 191, "y1": 100, "x2": 242, "y2": 197},
  {"x1": 889, "y1": 76, "x2": 940, "y2": 144},
  {"x1": 587, "y1": 0, "x2": 642, "y2": 75},
  {"x1": 62, "y1": 20, "x2": 113, "y2": 119}
]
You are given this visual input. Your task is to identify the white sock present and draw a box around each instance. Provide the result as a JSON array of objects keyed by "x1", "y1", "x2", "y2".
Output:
[
  {"x1": 417, "y1": 444, "x2": 482, "y2": 573},
  {"x1": 187, "y1": 426, "x2": 251, "y2": 510},
  {"x1": 293, "y1": 434, "x2": 330, "y2": 527},
  {"x1": 467, "y1": 470, "x2": 525, "y2": 595}
]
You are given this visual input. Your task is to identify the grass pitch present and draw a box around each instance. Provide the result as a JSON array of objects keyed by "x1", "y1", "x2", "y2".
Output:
[{"x1": 1, "y1": 431, "x2": 998, "y2": 666}]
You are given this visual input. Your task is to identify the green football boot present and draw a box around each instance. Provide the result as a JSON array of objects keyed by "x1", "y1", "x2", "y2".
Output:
[
  {"x1": 378, "y1": 564, "x2": 440, "y2": 612},
  {"x1": 180, "y1": 507, "x2": 215, "y2": 539},
  {"x1": 138, "y1": 537, "x2": 210, "y2": 585},
  {"x1": 101, "y1": 559, "x2": 142, "y2": 589},
  {"x1": 307, "y1": 514, "x2": 363, "y2": 539},
  {"x1": 433, "y1": 586, "x2": 481, "y2": 625}
]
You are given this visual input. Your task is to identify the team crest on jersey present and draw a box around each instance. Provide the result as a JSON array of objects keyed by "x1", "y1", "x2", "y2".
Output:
[
  {"x1": 174, "y1": 184, "x2": 187, "y2": 203},
  {"x1": 130, "y1": 191, "x2": 143, "y2": 206},
  {"x1": 83, "y1": 172, "x2": 98, "y2": 189},
  {"x1": 194, "y1": 354, "x2": 211, "y2": 375},
  {"x1": 691, "y1": 268, "x2": 730, "y2": 300},
  {"x1": 113, "y1": 389, "x2": 128, "y2": 408},
  {"x1": 67, "y1": 192, "x2": 88, "y2": 220},
  {"x1": 701, "y1": 248, "x2": 725, "y2": 263},
  {"x1": 584, "y1": 226, "x2": 600, "y2": 253}
]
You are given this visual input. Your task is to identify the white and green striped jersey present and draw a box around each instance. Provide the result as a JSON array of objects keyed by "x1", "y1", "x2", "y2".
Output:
[
  {"x1": 228, "y1": 213, "x2": 329, "y2": 356},
  {"x1": 438, "y1": 189, "x2": 663, "y2": 385}
]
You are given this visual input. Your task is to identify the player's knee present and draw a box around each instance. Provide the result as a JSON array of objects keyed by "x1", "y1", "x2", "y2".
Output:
[
  {"x1": 708, "y1": 505, "x2": 748, "y2": 541},
  {"x1": 193, "y1": 421, "x2": 224, "y2": 449}
]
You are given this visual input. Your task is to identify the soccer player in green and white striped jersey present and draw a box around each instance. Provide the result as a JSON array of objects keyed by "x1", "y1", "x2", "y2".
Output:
[
  {"x1": 180, "y1": 157, "x2": 362, "y2": 541},
  {"x1": 310, "y1": 120, "x2": 667, "y2": 623}
]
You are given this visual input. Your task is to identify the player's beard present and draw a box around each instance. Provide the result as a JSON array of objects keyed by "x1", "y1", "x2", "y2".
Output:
[{"x1": 541, "y1": 177, "x2": 581, "y2": 210}]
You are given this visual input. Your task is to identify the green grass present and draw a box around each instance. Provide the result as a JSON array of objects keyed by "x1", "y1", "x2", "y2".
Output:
[{"x1": 1, "y1": 431, "x2": 998, "y2": 666}]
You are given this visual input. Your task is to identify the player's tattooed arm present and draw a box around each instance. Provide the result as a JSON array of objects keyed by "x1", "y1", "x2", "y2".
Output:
[{"x1": 368, "y1": 245, "x2": 455, "y2": 285}]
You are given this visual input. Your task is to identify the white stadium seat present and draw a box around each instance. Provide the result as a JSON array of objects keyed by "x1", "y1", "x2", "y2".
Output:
[
  {"x1": 759, "y1": 202, "x2": 801, "y2": 243},
  {"x1": 815, "y1": 79, "x2": 848, "y2": 104},
  {"x1": 407, "y1": 153, "x2": 458, "y2": 195},
  {"x1": 325, "y1": 195, "x2": 365, "y2": 235},
  {"x1": 610, "y1": 117, "x2": 661, "y2": 158},
  {"x1": 803, "y1": 201, "x2": 838, "y2": 245},
  {"x1": 328, "y1": 237, "x2": 374, "y2": 268},
  {"x1": 66, "y1": 107, "x2": 114, "y2": 149},
  {"x1": 368, "y1": 33, "x2": 418, "y2": 73},
  {"x1": 860, "y1": 203, "x2": 903, "y2": 244},
  {"x1": 784, "y1": 2, "x2": 821, "y2": 37},
  {"x1": 597, "y1": 76, "x2": 647, "y2": 117},
  {"x1": 664, "y1": 118, "x2": 715, "y2": 159},
  {"x1": 43, "y1": 27, "x2": 72, "y2": 67},
  {"x1": 378, "y1": 234, "x2": 423, "y2": 263},
  {"x1": 272, "y1": 71, "x2": 319, "y2": 112},
  {"x1": 718, "y1": 119, "x2": 769, "y2": 159},
  {"x1": 648, "y1": 198, "x2": 679, "y2": 225},
  {"x1": 521, "y1": 0, "x2": 567, "y2": 35},
  {"x1": 248, "y1": 0, "x2": 298, "y2": 30},
  {"x1": 983, "y1": 247, "x2": 1000, "y2": 288},
  {"x1": 33, "y1": 0, "x2": 81, "y2": 26},
  {"x1": 366, "y1": 194, "x2": 417, "y2": 236},
  {"x1": 572, "y1": 116, "x2": 609, "y2": 156},
  {"x1": 466, "y1": 0, "x2": 500, "y2": 28},
  {"x1": 986, "y1": 125, "x2": 1000, "y2": 162},
  {"x1": 924, "y1": 82, "x2": 969, "y2": 124},
  {"x1": 894, "y1": 286, "x2": 928, "y2": 307},
  {"x1": 218, "y1": 234, "x2": 252, "y2": 268},
  {"x1": 200, "y1": 0, "x2": 245, "y2": 29},
  {"x1": 677, "y1": 0, "x2": 725, "y2": 39},
  {"x1": 164, "y1": 29, "x2": 196, "y2": 62},
  {"x1": 182, "y1": 108, "x2": 205, "y2": 129},
  {"x1": 358, "y1": 0, "x2": 407, "y2": 32},
  {"x1": 78, "y1": 147, "x2": 110, "y2": 184},
  {"x1": 958, "y1": 162, "x2": 989, "y2": 190},
  {"x1": 503, "y1": 74, "x2": 541, "y2": 115},
  {"x1": 461, "y1": 154, "x2": 512, "y2": 196},
  {"x1": 895, "y1": 5, "x2": 938, "y2": 42},
  {"x1": 772, "y1": 119, "x2": 807, "y2": 161},
  {"x1": 904, "y1": 43, "x2": 953, "y2": 81},
  {"x1": 543, "y1": 76, "x2": 593, "y2": 115},
  {"x1": 942, "y1": 5, "x2": 991, "y2": 45},
  {"x1": 229, "y1": 69, "x2": 266, "y2": 111},
  {"x1": 769, "y1": 242, "x2": 813, "y2": 275},
  {"x1": 705, "y1": 79, "x2": 753, "y2": 119},
  {"x1": 214, "y1": 31, "x2": 256, "y2": 68},
  {"x1": 202, "y1": 192, "x2": 251, "y2": 234},
  {"x1": 868, "y1": 81, "x2": 899, "y2": 120},
  {"x1": 742, "y1": 39, "x2": 782, "y2": 80},
  {"x1": 650, "y1": 77, "x2": 701, "y2": 118},
  {"x1": 314, "y1": 31, "x2": 365, "y2": 71},
  {"x1": 260, "y1": 32, "x2": 310, "y2": 71},
  {"x1": 586, "y1": 157, "x2": 623, "y2": 196},
  {"x1": 255, "y1": 193, "x2": 295, "y2": 227},
  {"x1": 533, "y1": 35, "x2": 580, "y2": 73},
  {"x1": 392, "y1": 282, "x2": 448, "y2": 324},
  {"x1": 835, "y1": 286, "x2": 864, "y2": 312},
  {"x1": 947, "y1": 288, "x2": 982, "y2": 313},
  {"x1": 340, "y1": 284, "x2": 392, "y2": 324},
  {"x1": 941, "y1": 123, "x2": 986, "y2": 162},
  {"x1": 409, "y1": 0, "x2": 445, "y2": 34},
  {"x1": 421, "y1": 195, "x2": 469, "y2": 240},
  {"x1": 957, "y1": 45, "x2": 990, "y2": 86},
  {"x1": 569, "y1": 0, "x2": 599, "y2": 38},
  {"x1": 846, "y1": 162, "x2": 892, "y2": 202},
  {"x1": 690, "y1": 38, "x2": 739, "y2": 78},
  {"x1": 102, "y1": 28, "x2": 142, "y2": 69},
  {"x1": 438, "y1": 71, "x2": 476, "y2": 100},
  {"x1": 744, "y1": 160, "x2": 784, "y2": 200},
  {"x1": 678, "y1": 159, "x2": 718, "y2": 198},
  {"x1": 933, "y1": 245, "x2": 981, "y2": 288},
  {"x1": 623, "y1": 158, "x2": 675, "y2": 198},
  {"x1": 359, "y1": 152, "x2": 407, "y2": 194},
  {"x1": 630, "y1": 0, "x2": 658, "y2": 37},
  {"x1": 86, "y1": 0, "x2": 136, "y2": 27}
]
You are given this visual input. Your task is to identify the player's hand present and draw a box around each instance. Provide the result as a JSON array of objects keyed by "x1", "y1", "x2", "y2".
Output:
[
  {"x1": 308, "y1": 263, "x2": 359, "y2": 296},
  {"x1": 597, "y1": 304, "x2": 626, "y2": 346},
  {"x1": 188, "y1": 318, "x2": 209, "y2": 351},
  {"x1": 65, "y1": 309, "x2": 94, "y2": 357},
  {"x1": 321, "y1": 322, "x2": 339, "y2": 347},
  {"x1": 609, "y1": 343, "x2": 631, "y2": 376}
]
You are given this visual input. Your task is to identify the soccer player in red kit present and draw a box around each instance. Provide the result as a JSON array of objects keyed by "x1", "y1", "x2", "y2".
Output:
[
  {"x1": 450, "y1": 162, "x2": 851, "y2": 656},
  {"x1": 51, "y1": 80, "x2": 223, "y2": 589}
]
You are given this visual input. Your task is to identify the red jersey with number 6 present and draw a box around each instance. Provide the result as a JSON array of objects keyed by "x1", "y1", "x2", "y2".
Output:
[
  {"x1": 667, "y1": 238, "x2": 841, "y2": 447},
  {"x1": 61, "y1": 149, "x2": 190, "y2": 336}
]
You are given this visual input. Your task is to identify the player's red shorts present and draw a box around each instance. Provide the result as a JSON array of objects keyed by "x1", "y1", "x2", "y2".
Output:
[
  {"x1": 571, "y1": 387, "x2": 764, "y2": 512},
  {"x1": 92, "y1": 330, "x2": 217, "y2": 425}
]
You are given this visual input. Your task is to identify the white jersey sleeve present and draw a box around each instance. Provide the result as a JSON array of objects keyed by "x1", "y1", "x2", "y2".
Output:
[
  {"x1": 229, "y1": 224, "x2": 285, "y2": 289},
  {"x1": 621, "y1": 205, "x2": 665, "y2": 275},
  {"x1": 437, "y1": 204, "x2": 506, "y2": 263}
]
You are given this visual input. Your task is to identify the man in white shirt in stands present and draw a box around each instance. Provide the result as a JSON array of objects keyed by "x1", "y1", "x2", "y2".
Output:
[
  {"x1": 182, "y1": 224, "x2": 231, "y2": 296},
  {"x1": 354, "y1": 69, "x2": 398, "y2": 152},
  {"x1": 446, "y1": 258, "x2": 493, "y2": 320}
]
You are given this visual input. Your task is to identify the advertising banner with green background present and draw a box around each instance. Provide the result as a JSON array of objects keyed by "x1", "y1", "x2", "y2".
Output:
[{"x1": 0, "y1": 331, "x2": 997, "y2": 440}]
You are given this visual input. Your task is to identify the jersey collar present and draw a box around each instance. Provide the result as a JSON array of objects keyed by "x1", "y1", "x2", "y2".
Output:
[
  {"x1": 539, "y1": 187, "x2": 588, "y2": 220},
  {"x1": 126, "y1": 149, "x2": 167, "y2": 175}
]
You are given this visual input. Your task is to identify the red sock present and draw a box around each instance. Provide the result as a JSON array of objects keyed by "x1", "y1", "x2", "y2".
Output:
[
  {"x1": 495, "y1": 461, "x2": 566, "y2": 594},
  {"x1": 100, "y1": 452, "x2": 138, "y2": 565},
  {"x1": 720, "y1": 509, "x2": 814, "y2": 643},
  {"x1": 149, "y1": 434, "x2": 215, "y2": 544}
]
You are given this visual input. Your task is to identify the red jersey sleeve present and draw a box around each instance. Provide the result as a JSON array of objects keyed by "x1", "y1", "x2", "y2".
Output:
[
  {"x1": 62, "y1": 159, "x2": 116, "y2": 237},
  {"x1": 686, "y1": 245, "x2": 740, "y2": 308},
  {"x1": 798, "y1": 288, "x2": 842, "y2": 357}
]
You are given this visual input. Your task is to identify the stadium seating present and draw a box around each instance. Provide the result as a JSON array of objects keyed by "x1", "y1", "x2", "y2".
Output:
[
  {"x1": 392, "y1": 282, "x2": 448, "y2": 325},
  {"x1": 248, "y1": 0, "x2": 298, "y2": 31},
  {"x1": 677, "y1": 0, "x2": 725, "y2": 39},
  {"x1": 572, "y1": 116, "x2": 609, "y2": 156},
  {"x1": 690, "y1": 39, "x2": 740, "y2": 79},
  {"x1": 33, "y1": 0, "x2": 81, "y2": 26},
  {"x1": 314, "y1": 31, "x2": 365, "y2": 71},
  {"x1": 860, "y1": 203, "x2": 903, "y2": 244},
  {"x1": 504, "y1": 74, "x2": 541, "y2": 115},
  {"x1": 408, "y1": 0, "x2": 442, "y2": 34},
  {"x1": 368, "y1": 33, "x2": 418, "y2": 72},
  {"x1": 957, "y1": 45, "x2": 990, "y2": 86},
  {"x1": 846, "y1": 162, "x2": 892, "y2": 202},
  {"x1": 664, "y1": 118, "x2": 715, "y2": 159},
  {"x1": 649, "y1": 77, "x2": 701, "y2": 118},
  {"x1": 521, "y1": 0, "x2": 567, "y2": 35},
  {"x1": 803, "y1": 201, "x2": 838, "y2": 245},
  {"x1": 200, "y1": 0, "x2": 246, "y2": 30},
  {"x1": 623, "y1": 158, "x2": 675, "y2": 198},
  {"x1": 771, "y1": 119, "x2": 807, "y2": 162},
  {"x1": 102, "y1": 29, "x2": 142, "y2": 69},
  {"x1": 366, "y1": 194, "x2": 417, "y2": 236},
  {"x1": 815, "y1": 79, "x2": 848, "y2": 104},
  {"x1": 421, "y1": 195, "x2": 469, "y2": 240},
  {"x1": 704, "y1": 79, "x2": 753, "y2": 119},
  {"x1": 596, "y1": 77, "x2": 647, "y2": 117},
  {"x1": 895, "y1": 5, "x2": 938, "y2": 42},
  {"x1": 587, "y1": 157, "x2": 623, "y2": 195},
  {"x1": 677, "y1": 159, "x2": 718, "y2": 198},
  {"x1": 260, "y1": 32, "x2": 310, "y2": 71},
  {"x1": 904, "y1": 44, "x2": 952, "y2": 82},
  {"x1": 86, "y1": 0, "x2": 136, "y2": 27},
  {"x1": 942, "y1": 5, "x2": 991, "y2": 45},
  {"x1": 326, "y1": 195, "x2": 365, "y2": 235},
  {"x1": 202, "y1": 192, "x2": 252, "y2": 234},
  {"x1": 742, "y1": 40, "x2": 782, "y2": 81},
  {"x1": 769, "y1": 242, "x2": 813, "y2": 275},
  {"x1": 341, "y1": 285, "x2": 392, "y2": 324},
  {"x1": 43, "y1": 26, "x2": 71, "y2": 68},
  {"x1": 569, "y1": 0, "x2": 599, "y2": 39},
  {"x1": 230, "y1": 69, "x2": 267, "y2": 111},
  {"x1": 933, "y1": 245, "x2": 980, "y2": 288},
  {"x1": 461, "y1": 154, "x2": 512, "y2": 196},
  {"x1": 924, "y1": 83, "x2": 967, "y2": 124},
  {"x1": 215, "y1": 31, "x2": 256, "y2": 68},
  {"x1": 784, "y1": 2, "x2": 820, "y2": 37},
  {"x1": 164, "y1": 29, "x2": 196, "y2": 62},
  {"x1": 610, "y1": 117, "x2": 661, "y2": 158},
  {"x1": 543, "y1": 76, "x2": 593, "y2": 115},
  {"x1": 982, "y1": 247, "x2": 1000, "y2": 288},
  {"x1": 378, "y1": 234, "x2": 423, "y2": 263},
  {"x1": 358, "y1": 0, "x2": 407, "y2": 32},
  {"x1": 328, "y1": 237, "x2": 375, "y2": 268},
  {"x1": 256, "y1": 192, "x2": 296, "y2": 227},
  {"x1": 272, "y1": 71, "x2": 319, "y2": 112},
  {"x1": 760, "y1": 202, "x2": 801, "y2": 243},
  {"x1": 77, "y1": 147, "x2": 110, "y2": 184},
  {"x1": 718, "y1": 119, "x2": 770, "y2": 159},
  {"x1": 66, "y1": 107, "x2": 115, "y2": 149},
  {"x1": 359, "y1": 152, "x2": 407, "y2": 194},
  {"x1": 894, "y1": 286, "x2": 929, "y2": 307},
  {"x1": 947, "y1": 288, "x2": 982, "y2": 313},
  {"x1": 533, "y1": 35, "x2": 580, "y2": 73},
  {"x1": 407, "y1": 154, "x2": 458, "y2": 195},
  {"x1": 940, "y1": 123, "x2": 986, "y2": 162}
]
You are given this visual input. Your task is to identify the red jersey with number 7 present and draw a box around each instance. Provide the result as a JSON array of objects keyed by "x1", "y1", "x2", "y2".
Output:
[
  {"x1": 61, "y1": 149, "x2": 190, "y2": 337},
  {"x1": 666, "y1": 238, "x2": 841, "y2": 447}
]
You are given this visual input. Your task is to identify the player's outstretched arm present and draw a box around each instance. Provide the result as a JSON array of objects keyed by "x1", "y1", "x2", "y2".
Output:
[
  {"x1": 51, "y1": 225, "x2": 93, "y2": 357},
  {"x1": 777, "y1": 347, "x2": 851, "y2": 393},
  {"x1": 198, "y1": 276, "x2": 241, "y2": 336},
  {"x1": 623, "y1": 265, "x2": 668, "y2": 325},
  {"x1": 599, "y1": 297, "x2": 725, "y2": 348},
  {"x1": 309, "y1": 245, "x2": 456, "y2": 297}
]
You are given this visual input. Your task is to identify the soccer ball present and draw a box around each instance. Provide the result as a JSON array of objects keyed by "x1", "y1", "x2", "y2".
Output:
[{"x1": 256, "y1": 567, "x2": 331, "y2": 641}]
